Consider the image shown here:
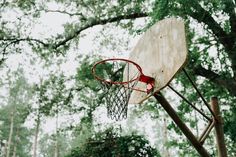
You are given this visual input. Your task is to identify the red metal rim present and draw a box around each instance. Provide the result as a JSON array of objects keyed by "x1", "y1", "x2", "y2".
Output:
[{"x1": 91, "y1": 58, "x2": 143, "y2": 85}]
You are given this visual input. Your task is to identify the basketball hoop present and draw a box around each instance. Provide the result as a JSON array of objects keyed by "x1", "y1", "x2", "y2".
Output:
[{"x1": 92, "y1": 58, "x2": 155, "y2": 120}]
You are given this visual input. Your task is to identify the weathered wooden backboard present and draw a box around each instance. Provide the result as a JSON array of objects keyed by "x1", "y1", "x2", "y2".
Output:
[{"x1": 124, "y1": 17, "x2": 188, "y2": 104}]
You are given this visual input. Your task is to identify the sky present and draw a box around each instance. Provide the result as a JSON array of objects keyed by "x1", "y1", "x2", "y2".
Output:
[
  {"x1": 0, "y1": 2, "x2": 147, "y2": 133},
  {"x1": 21, "y1": 4, "x2": 169, "y2": 151}
]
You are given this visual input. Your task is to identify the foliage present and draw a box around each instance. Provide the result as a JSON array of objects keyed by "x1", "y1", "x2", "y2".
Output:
[
  {"x1": 34, "y1": 73, "x2": 73, "y2": 116},
  {"x1": 224, "y1": 104, "x2": 236, "y2": 142},
  {"x1": 1, "y1": 0, "x2": 236, "y2": 156},
  {"x1": 72, "y1": 56, "x2": 127, "y2": 143},
  {"x1": 39, "y1": 132, "x2": 71, "y2": 157},
  {"x1": 148, "y1": 0, "x2": 236, "y2": 155},
  {"x1": 0, "y1": 68, "x2": 33, "y2": 157},
  {"x1": 66, "y1": 129, "x2": 160, "y2": 157}
]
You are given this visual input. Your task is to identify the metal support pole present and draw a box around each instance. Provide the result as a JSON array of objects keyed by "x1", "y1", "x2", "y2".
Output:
[
  {"x1": 168, "y1": 85, "x2": 211, "y2": 121},
  {"x1": 154, "y1": 93, "x2": 210, "y2": 157},
  {"x1": 199, "y1": 120, "x2": 215, "y2": 145},
  {"x1": 182, "y1": 68, "x2": 215, "y2": 118},
  {"x1": 210, "y1": 97, "x2": 228, "y2": 157}
]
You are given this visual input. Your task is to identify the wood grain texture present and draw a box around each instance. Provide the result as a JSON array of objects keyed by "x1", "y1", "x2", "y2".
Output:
[{"x1": 124, "y1": 17, "x2": 188, "y2": 104}]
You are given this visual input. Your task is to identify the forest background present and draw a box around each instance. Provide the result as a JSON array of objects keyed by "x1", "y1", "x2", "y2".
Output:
[{"x1": 0, "y1": 0, "x2": 236, "y2": 156}]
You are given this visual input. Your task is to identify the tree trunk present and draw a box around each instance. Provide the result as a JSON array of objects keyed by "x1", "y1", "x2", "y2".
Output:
[
  {"x1": 12, "y1": 128, "x2": 19, "y2": 157},
  {"x1": 6, "y1": 111, "x2": 14, "y2": 157},
  {"x1": 163, "y1": 115, "x2": 170, "y2": 157},
  {"x1": 54, "y1": 106, "x2": 59, "y2": 157},
  {"x1": 33, "y1": 114, "x2": 40, "y2": 157},
  {"x1": 12, "y1": 144, "x2": 16, "y2": 157},
  {"x1": 1, "y1": 141, "x2": 7, "y2": 157},
  {"x1": 54, "y1": 138, "x2": 58, "y2": 157},
  {"x1": 54, "y1": 131, "x2": 59, "y2": 157}
]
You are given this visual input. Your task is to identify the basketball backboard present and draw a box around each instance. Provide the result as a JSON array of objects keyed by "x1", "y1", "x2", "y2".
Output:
[{"x1": 124, "y1": 17, "x2": 188, "y2": 104}]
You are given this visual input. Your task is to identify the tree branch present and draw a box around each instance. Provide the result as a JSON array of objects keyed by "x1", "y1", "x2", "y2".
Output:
[
  {"x1": 188, "y1": 1, "x2": 236, "y2": 78},
  {"x1": 188, "y1": 1, "x2": 232, "y2": 50},
  {"x1": 0, "y1": 0, "x2": 6, "y2": 9},
  {"x1": 44, "y1": 9, "x2": 84, "y2": 17},
  {"x1": 0, "y1": 38, "x2": 48, "y2": 47},
  {"x1": 0, "y1": 37, "x2": 49, "y2": 65},
  {"x1": 54, "y1": 12, "x2": 148, "y2": 48},
  {"x1": 193, "y1": 65, "x2": 236, "y2": 96},
  {"x1": 222, "y1": 0, "x2": 236, "y2": 37}
]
